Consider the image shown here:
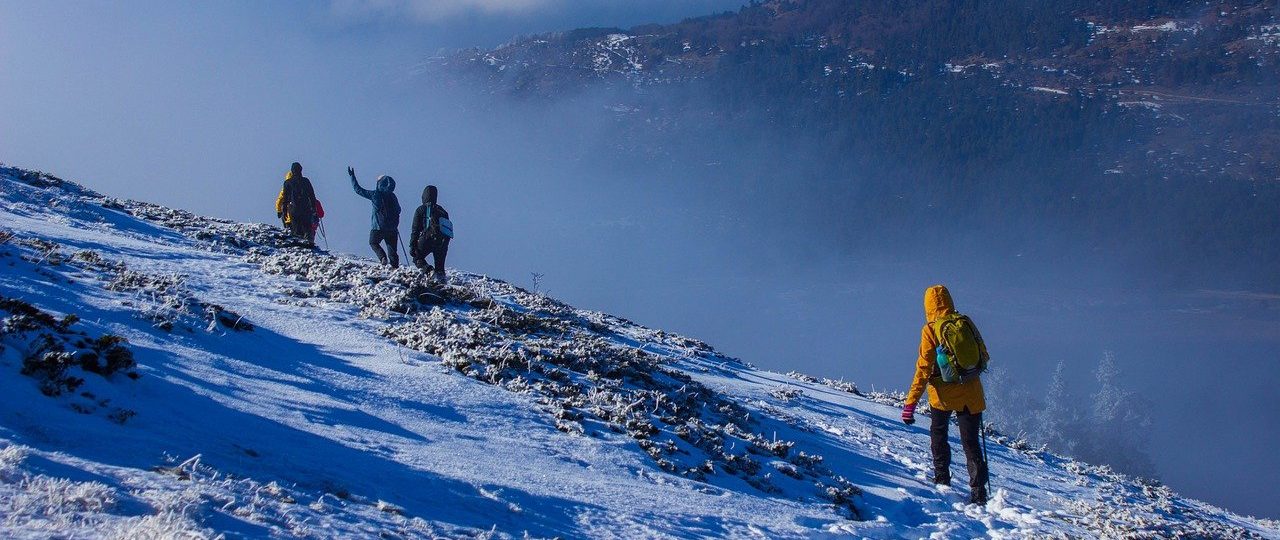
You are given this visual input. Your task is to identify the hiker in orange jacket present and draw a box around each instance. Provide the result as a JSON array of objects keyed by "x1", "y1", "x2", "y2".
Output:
[{"x1": 901, "y1": 285, "x2": 990, "y2": 505}]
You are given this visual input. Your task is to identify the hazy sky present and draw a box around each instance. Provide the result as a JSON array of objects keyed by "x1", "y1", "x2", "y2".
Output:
[{"x1": 2, "y1": 0, "x2": 1277, "y2": 520}]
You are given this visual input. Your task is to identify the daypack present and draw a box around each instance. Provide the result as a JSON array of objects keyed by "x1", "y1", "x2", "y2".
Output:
[
  {"x1": 375, "y1": 191, "x2": 400, "y2": 230},
  {"x1": 416, "y1": 203, "x2": 453, "y2": 254},
  {"x1": 426, "y1": 204, "x2": 454, "y2": 239},
  {"x1": 285, "y1": 177, "x2": 316, "y2": 225},
  {"x1": 931, "y1": 313, "x2": 988, "y2": 384},
  {"x1": 436, "y1": 215, "x2": 454, "y2": 239}
]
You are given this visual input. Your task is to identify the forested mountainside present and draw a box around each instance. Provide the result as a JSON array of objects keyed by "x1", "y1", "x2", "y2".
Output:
[{"x1": 433, "y1": 0, "x2": 1280, "y2": 288}]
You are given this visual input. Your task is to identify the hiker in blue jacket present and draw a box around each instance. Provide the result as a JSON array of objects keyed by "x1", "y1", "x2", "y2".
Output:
[{"x1": 348, "y1": 166, "x2": 401, "y2": 269}]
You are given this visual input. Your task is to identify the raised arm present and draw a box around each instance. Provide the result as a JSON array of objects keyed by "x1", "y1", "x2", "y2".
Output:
[{"x1": 349, "y1": 167, "x2": 373, "y2": 200}]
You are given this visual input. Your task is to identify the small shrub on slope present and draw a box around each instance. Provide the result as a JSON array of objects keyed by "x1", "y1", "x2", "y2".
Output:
[{"x1": 0, "y1": 296, "x2": 139, "y2": 421}]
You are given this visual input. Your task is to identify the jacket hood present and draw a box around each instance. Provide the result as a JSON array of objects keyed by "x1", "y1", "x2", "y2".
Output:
[
  {"x1": 422, "y1": 185, "x2": 438, "y2": 204},
  {"x1": 376, "y1": 175, "x2": 395, "y2": 192},
  {"x1": 924, "y1": 285, "x2": 955, "y2": 323}
]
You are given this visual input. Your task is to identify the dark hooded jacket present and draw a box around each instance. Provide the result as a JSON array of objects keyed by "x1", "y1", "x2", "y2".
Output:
[
  {"x1": 410, "y1": 185, "x2": 449, "y2": 255},
  {"x1": 276, "y1": 170, "x2": 317, "y2": 226},
  {"x1": 352, "y1": 174, "x2": 400, "y2": 231}
]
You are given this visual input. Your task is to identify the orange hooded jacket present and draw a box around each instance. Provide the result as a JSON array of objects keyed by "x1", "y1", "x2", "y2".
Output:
[
  {"x1": 905, "y1": 285, "x2": 986, "y2": 413},
  {"x1": 275, "y1": 171, "x2": 294, "y2": 223}
]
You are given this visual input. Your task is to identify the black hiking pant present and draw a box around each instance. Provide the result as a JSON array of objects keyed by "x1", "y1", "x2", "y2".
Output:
[
  {"x1": 286, "y1": 216, "x2": 315, "y2": 245},
  {"x1": 930, "y1": 407, "x2": 988, "y2": 496},
  {"x1": 413, "y1": 238, "x2": 449, "y2": 275},
  {"x1": 368, "y1": 229, "x2": 398, "y2": 268}
]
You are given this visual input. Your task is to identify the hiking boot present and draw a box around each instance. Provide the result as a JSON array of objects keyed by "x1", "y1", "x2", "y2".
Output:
[
  {"x1": 968, "y1": 488, "x2": 988, "y2": 506},
  {"x1": 432, "y1": 270, "x2": 447, "y2": 283},
  {"x1": 932, "y1": 474, "x2": 951, "y2": 487}
]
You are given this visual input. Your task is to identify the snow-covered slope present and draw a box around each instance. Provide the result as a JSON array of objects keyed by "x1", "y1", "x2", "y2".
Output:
[{"x1": 1, "y1": 166, "x2": 1276, "y2": 539}]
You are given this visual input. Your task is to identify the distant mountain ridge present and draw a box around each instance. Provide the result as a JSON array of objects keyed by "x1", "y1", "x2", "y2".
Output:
[
  {"x1": 442, "y1": 0, "x2": 1278, "y2": 182},
  {"x1": 458, "y1": 0, "x2": 1278, "y2": 91}
]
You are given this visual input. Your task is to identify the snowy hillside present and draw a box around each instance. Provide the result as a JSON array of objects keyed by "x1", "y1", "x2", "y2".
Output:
[{"x1": 1, "y1": 165, "x2": 1277, "y2": 539}]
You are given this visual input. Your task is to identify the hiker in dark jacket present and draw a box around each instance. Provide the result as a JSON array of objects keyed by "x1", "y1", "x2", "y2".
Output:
[
  {"x1": 348, "y1": 166, "x2": 401, "y2": 268},
  {"x1": 409, "y1": 185, "x2": 450, "y2": 281},
  {"x1": 275, "y1": 162, "x2": 319, "y2": 245}
]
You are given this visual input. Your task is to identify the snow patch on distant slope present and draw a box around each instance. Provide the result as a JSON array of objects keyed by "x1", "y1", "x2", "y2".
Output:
[{"x1": 1031, "y1": 86, "x2": 1070, "y2": 95}]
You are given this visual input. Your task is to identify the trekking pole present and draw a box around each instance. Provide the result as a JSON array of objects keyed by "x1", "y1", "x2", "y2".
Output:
[
  {"x1": 982, "y1": 419, "x2": 992, "y2": 496},
  {"x1": 318, "y1": 219, "x2": 330, "y2": 251},
  {"x1": 397, "y1": 231, "x2": 410, "y2": 265}
]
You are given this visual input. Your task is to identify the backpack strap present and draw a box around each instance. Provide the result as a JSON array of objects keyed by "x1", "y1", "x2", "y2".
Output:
[
  {"x1": 930, "y1": 314, "x2": 956, "y2": 349},
  {"x1": 926, "y1": 319, "x2": 945, "y2": 381},
  {"x1": 968, "y1": 316, "x2": 989, "y2": 363}
]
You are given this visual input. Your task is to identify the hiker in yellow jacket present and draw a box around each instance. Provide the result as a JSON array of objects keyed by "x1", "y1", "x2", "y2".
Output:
[{"x1": 901, "y1": 285, "x2": 990, "y2": 505}]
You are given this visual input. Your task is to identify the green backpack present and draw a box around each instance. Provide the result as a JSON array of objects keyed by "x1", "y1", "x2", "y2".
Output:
[{"x1": 931, "y1": 313, "x2": 988, "y2": 384}]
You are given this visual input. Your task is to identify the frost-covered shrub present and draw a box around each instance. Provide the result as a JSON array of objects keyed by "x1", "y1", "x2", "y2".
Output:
[
  {"x1": 1, "y1": 296, "x2": 140, "y2": 421},
  {"x1": 862, "y1": 389, "x2": 908, "y2": 407},
  {"x1": 82, "y1": 335, "x2": 136, "y2": 376},
  {"x1": 769, "y1": 385, "x2": 804, "y2": 402},
  {"x1": 15, "y1": 236, "x2": 67, "y2": 266},
  {"x1": 0, "y1": 445, "x2": 30, "y2": 482},
  {"x1": 205, "y1": 304, "x2": 253, "y2": 332},
  {"x1": 14, "y1": 475, "x2": 117, "y2": 515},
  {"x1": 16, "y1": 327, "x2": 137, "y2": 393},
  {"x1": 820, "y1": 378, "x2": 859, "y2": 395},
  {"x1": 785, "y1": 371, "x2": 818, "y2": 383},
  {"x1": 0, "y1": 297, "x2": 69, "y2": 334},
  {"x1": 21, "y1": 347, "x2": 86, "y2": 396},
  {"x1": 91, "y1": 258, "x2": 251, "y2": 333},
  {"x1": 106, "y1": 510, "x2": 211, "y2": 540},
  {"x1": 104, "y1": 270, "x2": 190, "y2": 331}
]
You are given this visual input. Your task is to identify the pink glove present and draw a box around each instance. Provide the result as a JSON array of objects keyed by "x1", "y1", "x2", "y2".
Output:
[{"x1": 902, "y1": 403, "x2": 916, "y2": 425}]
